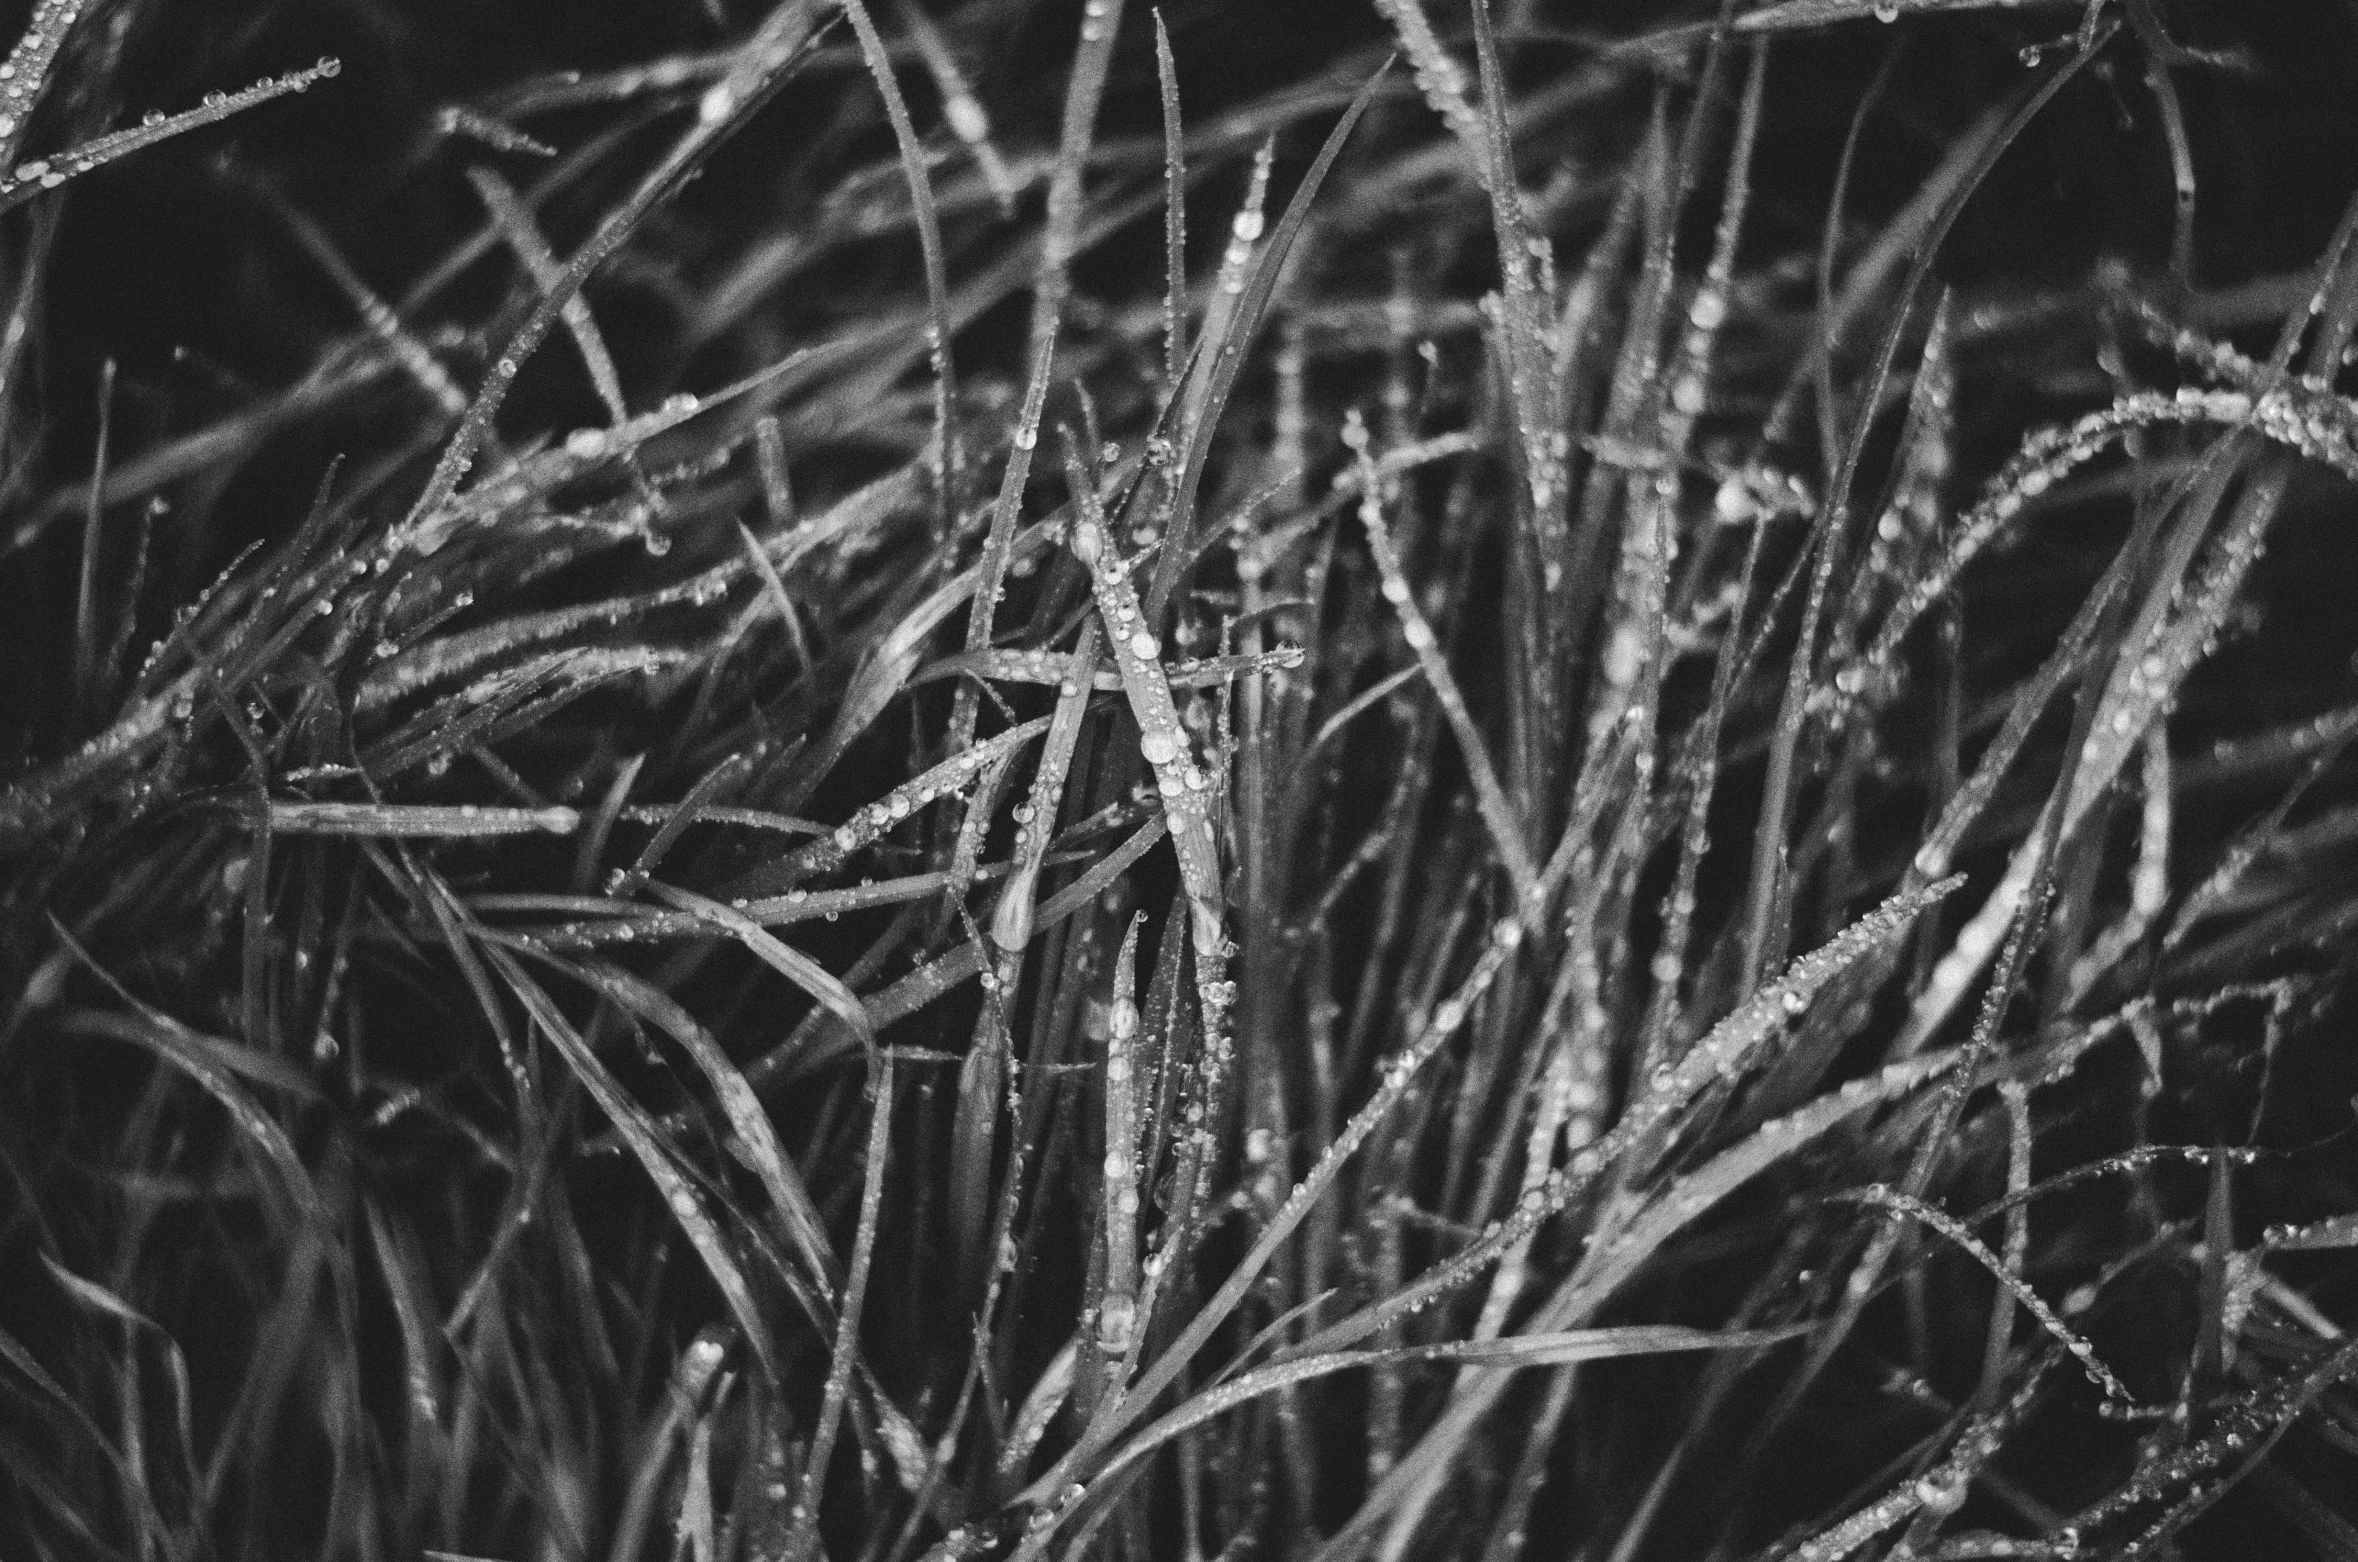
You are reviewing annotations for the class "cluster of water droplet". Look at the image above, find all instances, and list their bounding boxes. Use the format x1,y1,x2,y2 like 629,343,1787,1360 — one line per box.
800,718,1049,877
1374,0,1483,158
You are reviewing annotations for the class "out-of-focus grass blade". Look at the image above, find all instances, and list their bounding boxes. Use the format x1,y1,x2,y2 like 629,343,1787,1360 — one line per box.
1735,0,2075,30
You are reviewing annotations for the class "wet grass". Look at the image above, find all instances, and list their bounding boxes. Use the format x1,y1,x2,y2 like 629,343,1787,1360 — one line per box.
3,2,2358,1559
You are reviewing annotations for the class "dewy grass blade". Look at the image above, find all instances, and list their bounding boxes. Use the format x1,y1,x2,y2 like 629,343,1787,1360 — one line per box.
1145,63,1387,622
16,8,2358,1562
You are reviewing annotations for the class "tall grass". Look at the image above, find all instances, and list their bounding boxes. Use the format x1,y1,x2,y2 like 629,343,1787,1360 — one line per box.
4,1,2358,1559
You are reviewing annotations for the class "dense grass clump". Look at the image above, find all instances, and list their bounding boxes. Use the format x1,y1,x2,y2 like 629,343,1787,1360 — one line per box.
6,1,2358,1558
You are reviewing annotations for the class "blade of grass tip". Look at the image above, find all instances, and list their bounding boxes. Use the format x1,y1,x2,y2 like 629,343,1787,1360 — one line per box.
1038,0,1127,351
609,1332,731,1562
1145,64,1387,624
780,537,1038,818
646,884,875,1055
1373,0,1486,170
573,753,646,893
1843,1185,2146,1413
202,671,277,1049
607,743,769,899
360,1195,449,1446
990,618,1103,961
0,198,55,442
1110,891,1192,1306
1468,0,1570,585
396,2,826,542
782,1051,893,1562
97,497,154,707
1737,35,2109,990
483,943,783,1385
1345,410,1541,910
35,1254,194,1549
466,165,630,424
736,517,813,671
788,715,1054,884
898,0,1016,216
836,0,959,520
755,414,797,529
926,742,1016,945
561,958,845,1305
252,175,467,418
72,358,113,714
1171,130,1274,480
685,1385,725,1562
999,1338,1081,1486
944,326,1057,776
1154,11,1187,401
1833,288,1955,666
1806,20,1899,487
388,849,539,1114
434,102,555,158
